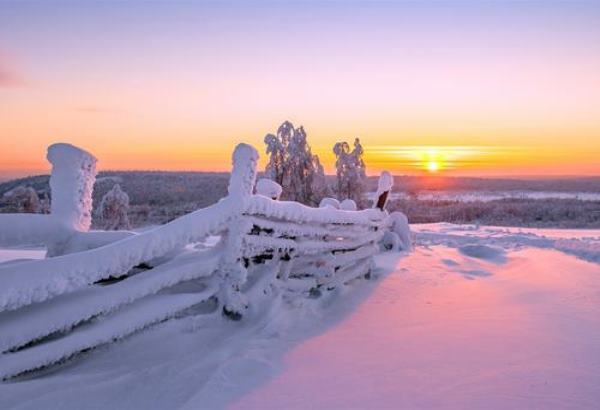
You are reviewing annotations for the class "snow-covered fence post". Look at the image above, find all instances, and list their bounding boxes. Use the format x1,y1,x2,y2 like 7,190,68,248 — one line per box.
374,171,393,211
0,143,98,250
43,143,98,256
219,143,258,320
47,143,98,232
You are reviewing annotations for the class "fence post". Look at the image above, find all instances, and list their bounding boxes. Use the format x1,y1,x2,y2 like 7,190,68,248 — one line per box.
374,171,393,211
44,144,98,257
47,143,98,232
219,143,258,320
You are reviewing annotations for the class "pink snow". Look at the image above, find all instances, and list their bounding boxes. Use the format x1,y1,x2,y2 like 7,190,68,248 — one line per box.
233,246,600,409
1,226,599,409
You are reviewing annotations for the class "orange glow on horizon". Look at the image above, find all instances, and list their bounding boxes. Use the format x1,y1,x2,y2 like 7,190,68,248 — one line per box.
1,2,600,179
2,140,600,179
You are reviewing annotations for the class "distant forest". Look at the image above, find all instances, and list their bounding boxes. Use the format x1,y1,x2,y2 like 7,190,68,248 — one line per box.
1,171,599,229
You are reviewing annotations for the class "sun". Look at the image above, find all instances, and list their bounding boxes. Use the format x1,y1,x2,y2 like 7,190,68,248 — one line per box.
426,160,439,173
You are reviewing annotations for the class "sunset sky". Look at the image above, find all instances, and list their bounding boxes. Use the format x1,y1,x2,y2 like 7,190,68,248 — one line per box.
1,0,599,178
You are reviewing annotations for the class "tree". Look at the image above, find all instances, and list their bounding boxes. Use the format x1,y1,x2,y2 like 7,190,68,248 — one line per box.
98,184,131,230
263,121,329,206
334,138,366,207
2,185,41,213
264,121,293,185
310,155,331,202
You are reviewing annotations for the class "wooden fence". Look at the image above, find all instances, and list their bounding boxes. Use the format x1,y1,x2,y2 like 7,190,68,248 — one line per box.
0,143,391,379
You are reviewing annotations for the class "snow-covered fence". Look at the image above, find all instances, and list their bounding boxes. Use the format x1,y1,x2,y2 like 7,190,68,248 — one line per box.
0,143,129,256
0,142,392,379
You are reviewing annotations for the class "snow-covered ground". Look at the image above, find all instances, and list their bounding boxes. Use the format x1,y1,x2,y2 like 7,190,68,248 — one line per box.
1,224,599,409
373,190,600,202
0,248,45,265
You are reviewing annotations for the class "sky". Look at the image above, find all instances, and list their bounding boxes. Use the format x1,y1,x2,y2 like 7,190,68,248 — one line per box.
1,0,599,178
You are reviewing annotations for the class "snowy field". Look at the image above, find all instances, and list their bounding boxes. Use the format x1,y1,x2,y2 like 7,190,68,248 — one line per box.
377,190,600,202
1,223,599,409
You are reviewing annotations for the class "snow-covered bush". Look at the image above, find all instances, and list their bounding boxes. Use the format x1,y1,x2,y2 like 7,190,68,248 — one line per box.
264,121,329,206
340,199,357,211
98,184,131,230
319,197,340,209
2,185,40,213
334,138,366,208
256,178,282,200
388,211,412,251
381,231,400,251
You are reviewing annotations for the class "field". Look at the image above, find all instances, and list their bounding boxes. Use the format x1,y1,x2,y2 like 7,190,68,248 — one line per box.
1,223,598,409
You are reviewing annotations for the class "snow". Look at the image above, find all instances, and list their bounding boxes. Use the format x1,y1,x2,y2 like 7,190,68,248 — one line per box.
255,178,282,200
458,244,507,263
388,211,412,251
234,245,600,409
0,246,221,354
1,141,598,407
0,283,218,380
0,199,234,312
228,143,258,200
247,195,385,226
373,190,600,203
339,198,357,211
0,214,62,248
413,223,600,264
0,247,45,265
1,224,599,408
375,170,393,199
319,197,340,209
47,143,97,232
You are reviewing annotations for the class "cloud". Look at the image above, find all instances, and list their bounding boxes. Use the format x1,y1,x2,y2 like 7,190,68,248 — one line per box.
0,52,26,87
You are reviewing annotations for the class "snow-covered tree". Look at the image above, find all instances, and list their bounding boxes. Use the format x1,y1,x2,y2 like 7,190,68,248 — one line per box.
263,121,329,206
310,155,331,203
334,138,366,208
98,184,131,230
2,185,41,213
264,121,293,185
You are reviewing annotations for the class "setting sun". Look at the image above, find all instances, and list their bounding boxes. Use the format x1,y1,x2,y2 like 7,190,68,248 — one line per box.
426,160,439,173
